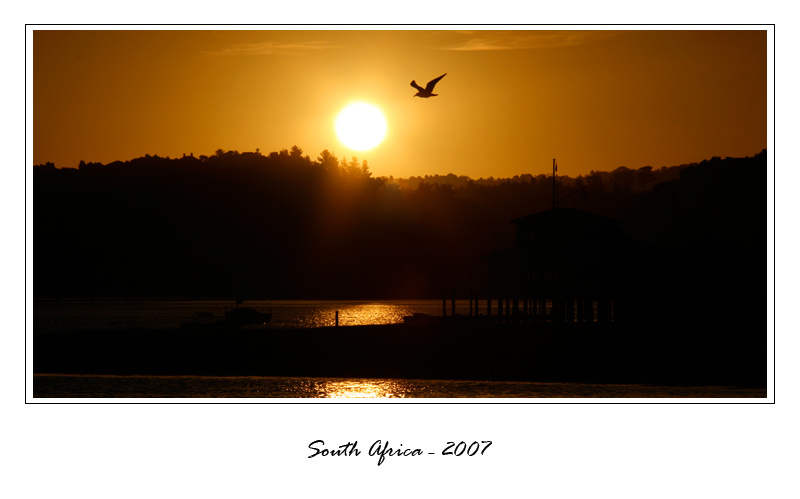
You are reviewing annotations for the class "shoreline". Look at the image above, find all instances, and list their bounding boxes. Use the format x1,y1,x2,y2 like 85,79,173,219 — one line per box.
33,322,765,388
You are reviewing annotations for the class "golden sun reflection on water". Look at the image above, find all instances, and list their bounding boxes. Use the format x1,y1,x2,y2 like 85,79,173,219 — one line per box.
315,379,409,398
296,303,417,328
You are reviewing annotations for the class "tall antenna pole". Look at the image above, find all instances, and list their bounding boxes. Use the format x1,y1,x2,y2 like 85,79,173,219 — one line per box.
552,158,557,210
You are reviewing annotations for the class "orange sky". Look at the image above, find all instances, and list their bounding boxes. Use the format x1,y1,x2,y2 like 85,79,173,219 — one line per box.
33,29,767,179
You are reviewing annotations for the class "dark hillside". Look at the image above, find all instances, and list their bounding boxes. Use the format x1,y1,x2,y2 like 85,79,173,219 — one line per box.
34,149,767,301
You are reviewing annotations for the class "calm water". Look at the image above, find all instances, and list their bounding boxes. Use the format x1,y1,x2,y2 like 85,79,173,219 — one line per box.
34,299,469,334
33,300,766,399
32,374,767,398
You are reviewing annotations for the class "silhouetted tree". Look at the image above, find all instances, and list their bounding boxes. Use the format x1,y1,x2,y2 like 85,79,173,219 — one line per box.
611,166,636,192
343,156,363,177
586,171,604,191
637,166,657,190
317,149,339,174
339,155,350,172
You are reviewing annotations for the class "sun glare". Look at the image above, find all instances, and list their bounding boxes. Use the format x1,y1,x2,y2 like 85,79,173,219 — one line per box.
335,103,387,151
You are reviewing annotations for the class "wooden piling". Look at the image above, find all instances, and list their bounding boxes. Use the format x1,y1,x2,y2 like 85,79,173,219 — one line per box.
566,297,574,322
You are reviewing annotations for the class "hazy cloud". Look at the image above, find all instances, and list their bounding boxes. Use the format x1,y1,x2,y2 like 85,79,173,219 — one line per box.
442,31,619,51
208,41,339,56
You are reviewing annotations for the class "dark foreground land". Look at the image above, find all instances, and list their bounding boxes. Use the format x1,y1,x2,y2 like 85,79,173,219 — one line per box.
34,321,765,387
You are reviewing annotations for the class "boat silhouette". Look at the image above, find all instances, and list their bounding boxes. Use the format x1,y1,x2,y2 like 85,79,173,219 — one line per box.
225,305,272,325
225,298,272,325
180,299,271,329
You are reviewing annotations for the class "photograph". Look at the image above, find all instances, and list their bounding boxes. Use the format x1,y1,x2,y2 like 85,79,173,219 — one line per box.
30,28,768,399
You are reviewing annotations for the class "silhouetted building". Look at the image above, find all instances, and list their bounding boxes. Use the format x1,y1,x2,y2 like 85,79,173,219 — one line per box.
482,207,641,322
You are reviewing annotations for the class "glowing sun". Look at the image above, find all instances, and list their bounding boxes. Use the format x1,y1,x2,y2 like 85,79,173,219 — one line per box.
335,103,387,151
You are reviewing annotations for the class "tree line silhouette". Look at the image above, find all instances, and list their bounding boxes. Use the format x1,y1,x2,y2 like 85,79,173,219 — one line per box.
34,147,765,301
386,163,679,192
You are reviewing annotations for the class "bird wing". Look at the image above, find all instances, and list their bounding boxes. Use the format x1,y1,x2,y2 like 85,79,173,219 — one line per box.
410,80,424,92
425,73,447,92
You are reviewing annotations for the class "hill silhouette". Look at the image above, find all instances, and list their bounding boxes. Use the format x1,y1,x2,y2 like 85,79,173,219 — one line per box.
34,148,765,302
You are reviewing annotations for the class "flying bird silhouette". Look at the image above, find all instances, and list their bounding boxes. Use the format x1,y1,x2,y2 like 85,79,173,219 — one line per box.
410,73,447,98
